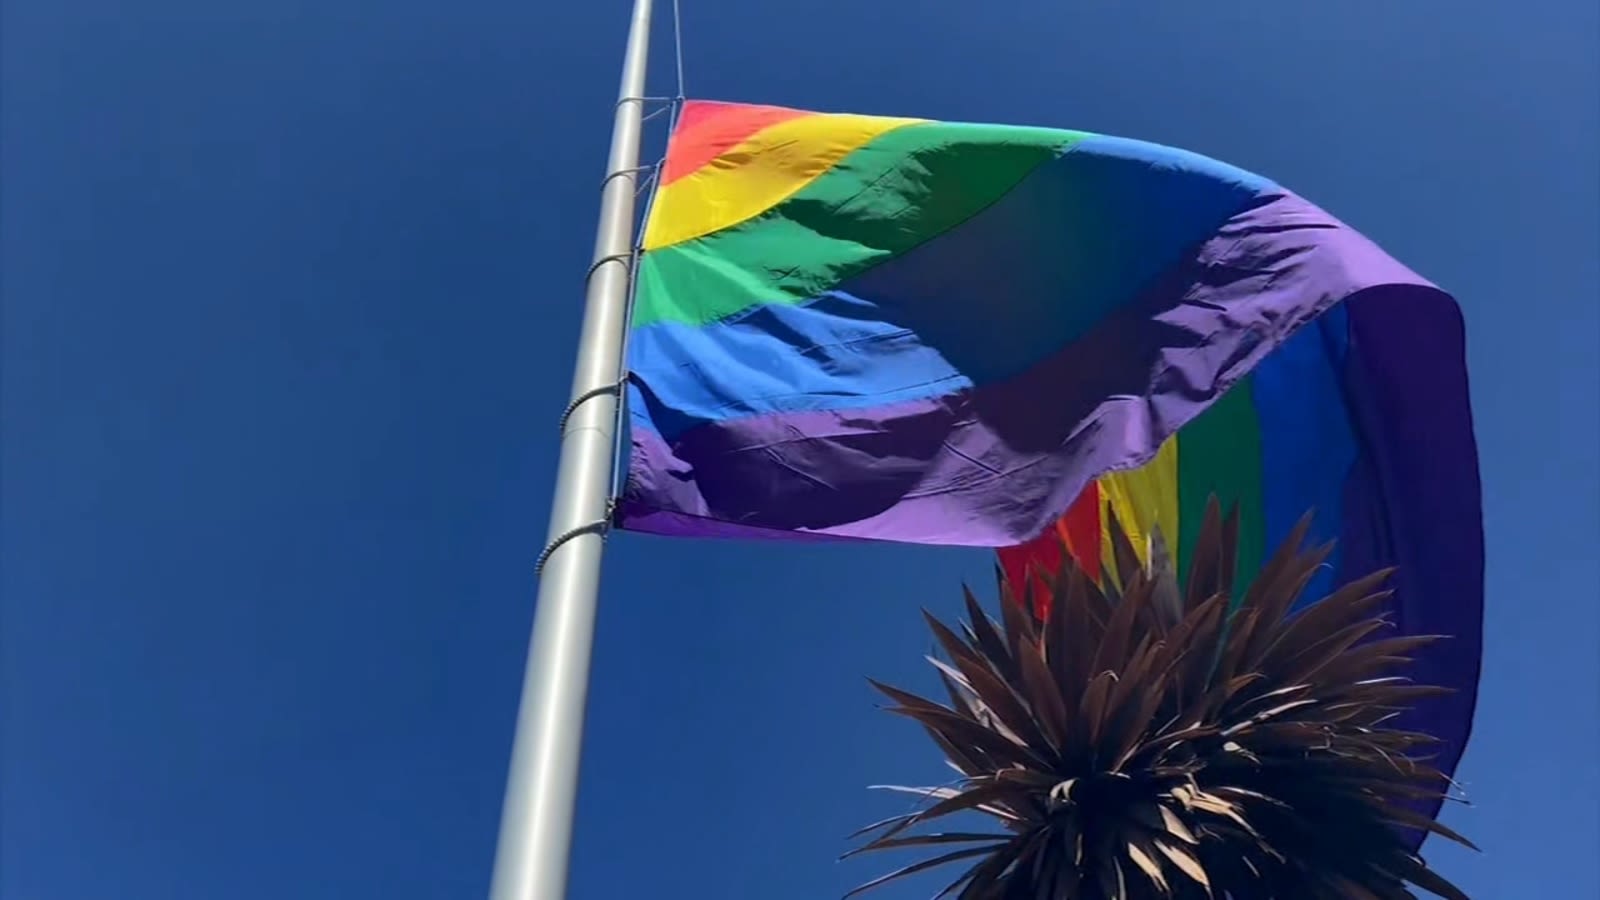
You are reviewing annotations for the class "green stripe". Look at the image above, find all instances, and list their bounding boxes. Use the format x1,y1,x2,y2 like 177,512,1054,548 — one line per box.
633,121,1087,329
1177,376,1265,605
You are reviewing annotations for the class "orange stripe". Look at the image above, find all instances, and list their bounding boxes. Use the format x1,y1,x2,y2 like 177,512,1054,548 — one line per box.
1061,482,1102,581
643,108,923,250
661,100,811,185
995,482,1102,621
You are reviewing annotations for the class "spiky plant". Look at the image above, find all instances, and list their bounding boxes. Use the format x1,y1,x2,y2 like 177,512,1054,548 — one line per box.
845,498,1474,899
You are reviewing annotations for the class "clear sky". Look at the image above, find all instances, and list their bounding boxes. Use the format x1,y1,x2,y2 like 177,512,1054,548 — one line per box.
3,0,1596,897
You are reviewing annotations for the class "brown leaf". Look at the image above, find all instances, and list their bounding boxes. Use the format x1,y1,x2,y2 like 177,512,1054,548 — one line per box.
924,648,1047,753
882,704,1043,770
1239,540,1335,662
995,569,1041,660
951,831,1034,899
1154,836,1212,895
1124,831,1172,895
1015,636,1071,752
964,583,1019,682
1090,572,1147,686
1147,524,1183,628
842,844,1008,898
1158,805,1198,845
1103,636,1173,769
1240,509,1314,609
1183,495,1229,610
1380,805,1480,851
1077,670,1120,765
841,831,1009,860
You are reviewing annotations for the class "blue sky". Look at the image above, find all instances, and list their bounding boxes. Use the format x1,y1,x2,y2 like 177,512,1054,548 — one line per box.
3,0,1596,897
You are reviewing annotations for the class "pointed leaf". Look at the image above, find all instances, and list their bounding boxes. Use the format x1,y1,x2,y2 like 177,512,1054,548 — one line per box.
1154,837,1212,895
843,844,1007,898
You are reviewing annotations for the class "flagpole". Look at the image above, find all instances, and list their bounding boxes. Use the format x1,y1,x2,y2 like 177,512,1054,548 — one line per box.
489,0,653,896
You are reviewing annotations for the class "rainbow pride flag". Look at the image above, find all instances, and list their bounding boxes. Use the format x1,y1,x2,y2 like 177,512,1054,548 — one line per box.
615,99,1481,783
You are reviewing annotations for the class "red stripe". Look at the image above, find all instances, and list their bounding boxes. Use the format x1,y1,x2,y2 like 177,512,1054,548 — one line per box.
661,100,811,186
995,483,1101,621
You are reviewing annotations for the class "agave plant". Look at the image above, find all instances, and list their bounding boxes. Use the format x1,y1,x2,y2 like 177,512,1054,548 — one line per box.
845,497,1474,899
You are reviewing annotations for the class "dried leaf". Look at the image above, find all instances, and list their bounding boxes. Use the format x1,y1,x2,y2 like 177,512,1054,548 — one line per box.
842,844,1007,898
1125,832,1171,895
1154,836,1212,895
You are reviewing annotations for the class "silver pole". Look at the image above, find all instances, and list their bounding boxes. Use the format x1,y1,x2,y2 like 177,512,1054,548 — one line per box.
488,0,653,896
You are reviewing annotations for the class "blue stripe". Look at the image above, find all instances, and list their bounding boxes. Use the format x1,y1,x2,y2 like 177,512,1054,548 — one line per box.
628,290,969,440
629,138,1274,442
1253,302,1354,610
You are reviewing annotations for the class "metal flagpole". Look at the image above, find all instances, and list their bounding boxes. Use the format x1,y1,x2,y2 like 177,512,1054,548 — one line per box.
489,0,654,896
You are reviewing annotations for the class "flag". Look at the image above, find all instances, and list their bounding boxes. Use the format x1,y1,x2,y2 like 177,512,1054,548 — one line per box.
615,98,1482,798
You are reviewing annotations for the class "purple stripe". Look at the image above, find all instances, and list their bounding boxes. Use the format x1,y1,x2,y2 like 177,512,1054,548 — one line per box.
1336,286,1483,837
617,191,1450,547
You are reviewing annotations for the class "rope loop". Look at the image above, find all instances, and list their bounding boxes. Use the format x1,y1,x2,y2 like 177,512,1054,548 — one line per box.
534,505,615,576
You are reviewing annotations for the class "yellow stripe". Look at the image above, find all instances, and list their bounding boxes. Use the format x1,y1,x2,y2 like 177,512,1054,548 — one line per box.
642,112,924,250
1098,436,1180,578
